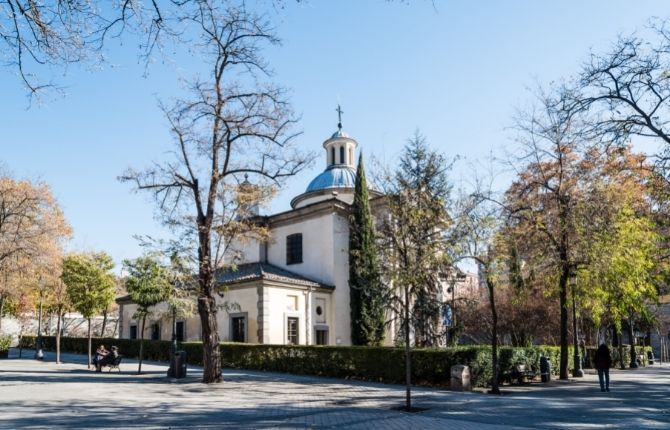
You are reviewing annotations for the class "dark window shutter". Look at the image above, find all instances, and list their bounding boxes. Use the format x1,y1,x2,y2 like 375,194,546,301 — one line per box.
286,233,303,265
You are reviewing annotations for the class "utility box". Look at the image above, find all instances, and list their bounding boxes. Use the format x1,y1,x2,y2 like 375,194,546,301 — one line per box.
450,364,471,391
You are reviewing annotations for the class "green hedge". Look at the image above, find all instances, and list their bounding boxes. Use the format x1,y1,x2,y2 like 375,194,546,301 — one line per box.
19,336,648,388
584,345,652,368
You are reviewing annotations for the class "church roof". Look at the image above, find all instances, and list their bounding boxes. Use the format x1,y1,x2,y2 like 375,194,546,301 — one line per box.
305,165,356,192
215,262,335,289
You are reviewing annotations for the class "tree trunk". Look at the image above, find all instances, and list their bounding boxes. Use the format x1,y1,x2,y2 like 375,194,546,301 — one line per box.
138,315,146,374
100,308,108,337
404,285,412,411
87,318,92,369
56,306,63,364
627,319,637,368
199,293,222,383
18,330,23,358
559,265,569,380
198,228,222,384
487,275,500,394
618,330,625,370
112,317,119,338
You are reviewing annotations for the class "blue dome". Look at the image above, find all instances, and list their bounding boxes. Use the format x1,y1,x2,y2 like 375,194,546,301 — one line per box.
305,166,356,192
331,129,350,139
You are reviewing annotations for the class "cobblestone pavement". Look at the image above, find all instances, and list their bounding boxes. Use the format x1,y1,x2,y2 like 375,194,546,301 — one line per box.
1,348,669,429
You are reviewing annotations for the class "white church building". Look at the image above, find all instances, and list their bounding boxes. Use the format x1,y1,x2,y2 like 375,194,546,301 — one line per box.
118,119,387,346
117,118,477,346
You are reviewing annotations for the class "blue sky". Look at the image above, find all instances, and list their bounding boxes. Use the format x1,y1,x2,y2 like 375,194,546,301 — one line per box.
2,0,670,269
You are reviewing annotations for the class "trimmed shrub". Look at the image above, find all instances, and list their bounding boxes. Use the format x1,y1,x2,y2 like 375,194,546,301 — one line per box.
0,335,11,351
20,336,649,388
0,335,11,357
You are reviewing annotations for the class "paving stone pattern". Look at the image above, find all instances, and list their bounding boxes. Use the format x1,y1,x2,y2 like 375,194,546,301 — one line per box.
1,348,669,429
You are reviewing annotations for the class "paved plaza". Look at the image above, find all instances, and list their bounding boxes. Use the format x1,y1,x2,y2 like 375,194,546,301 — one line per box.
1,348,670,429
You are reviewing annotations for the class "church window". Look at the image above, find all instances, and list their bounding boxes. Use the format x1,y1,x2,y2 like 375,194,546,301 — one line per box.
287,317,299,344
286,233,303,265
150,322,160,340
231,315,246,342
330,147,335,165
340,146,345,164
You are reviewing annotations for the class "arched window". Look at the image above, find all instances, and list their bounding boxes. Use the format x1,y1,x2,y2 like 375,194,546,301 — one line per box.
340,146,345,164
330,147,335,165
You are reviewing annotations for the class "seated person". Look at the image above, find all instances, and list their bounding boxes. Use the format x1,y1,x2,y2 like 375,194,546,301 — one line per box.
93,344,108,366
96,346,119,372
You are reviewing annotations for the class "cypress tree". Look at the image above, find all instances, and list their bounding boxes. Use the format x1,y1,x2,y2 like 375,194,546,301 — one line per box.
349,153,385,345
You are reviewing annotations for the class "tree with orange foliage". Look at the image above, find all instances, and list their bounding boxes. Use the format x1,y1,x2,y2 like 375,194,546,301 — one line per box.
0,173,71,331
505,83,657,379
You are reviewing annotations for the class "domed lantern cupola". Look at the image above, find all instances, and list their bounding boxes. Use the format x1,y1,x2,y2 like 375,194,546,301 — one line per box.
290,105,359,209
324,105,358,169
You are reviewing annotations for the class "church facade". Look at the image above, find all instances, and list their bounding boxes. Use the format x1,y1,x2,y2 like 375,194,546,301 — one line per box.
117,122,386,346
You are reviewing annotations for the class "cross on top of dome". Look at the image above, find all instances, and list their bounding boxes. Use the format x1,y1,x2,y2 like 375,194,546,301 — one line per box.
336,104,343,131
331,104,349,139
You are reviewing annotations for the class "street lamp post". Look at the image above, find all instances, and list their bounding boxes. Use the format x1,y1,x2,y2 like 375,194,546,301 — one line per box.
629,321,639,369
446,280,456,346
34,291,44,360
444,303,450,347
444,272,466,347
571,270,584,377
167,306,178,377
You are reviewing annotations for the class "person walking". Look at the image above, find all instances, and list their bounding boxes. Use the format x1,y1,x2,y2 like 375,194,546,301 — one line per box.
594,343,612,392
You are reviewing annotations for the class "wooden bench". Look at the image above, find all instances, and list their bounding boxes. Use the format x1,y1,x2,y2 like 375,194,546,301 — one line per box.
510,364,536,384
100,355,122,372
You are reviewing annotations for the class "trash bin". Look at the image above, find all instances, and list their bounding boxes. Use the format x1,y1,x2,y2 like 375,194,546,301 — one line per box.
540,356,551,382
450,364,471,391
169,350,187,378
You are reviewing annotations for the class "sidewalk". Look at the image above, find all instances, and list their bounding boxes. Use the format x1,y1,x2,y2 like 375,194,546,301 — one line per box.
2,348,669,429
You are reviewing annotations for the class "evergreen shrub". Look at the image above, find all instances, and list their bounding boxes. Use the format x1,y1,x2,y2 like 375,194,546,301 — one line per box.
0,335,11,357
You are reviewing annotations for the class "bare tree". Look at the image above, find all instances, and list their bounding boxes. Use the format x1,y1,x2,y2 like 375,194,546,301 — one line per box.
0,1,307,98
578,20,670,174
454,173,507,394
120,1,312,383
0,0,171,96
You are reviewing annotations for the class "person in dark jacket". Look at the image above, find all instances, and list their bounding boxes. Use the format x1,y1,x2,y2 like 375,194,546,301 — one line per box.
96,345,119,372
594,344,612,392
93,344,108,367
